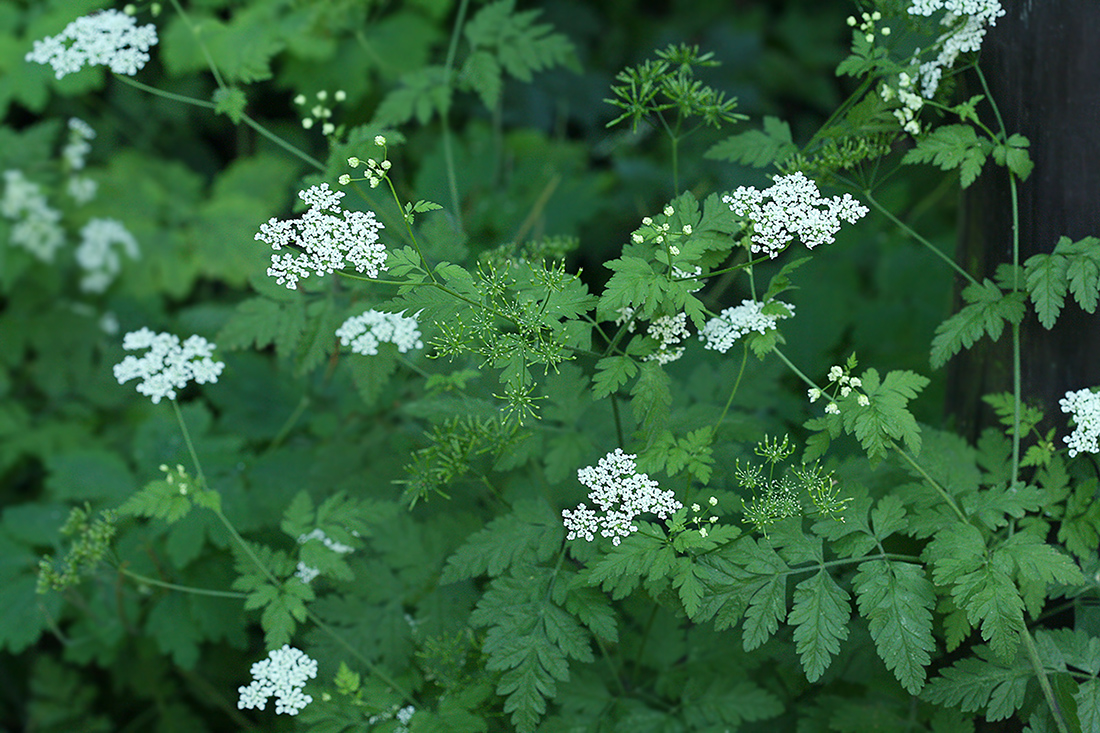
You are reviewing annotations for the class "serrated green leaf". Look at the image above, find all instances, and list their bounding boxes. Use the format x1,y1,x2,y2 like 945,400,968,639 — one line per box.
924,649,1030,721
441,499,561,583
705,116,797,168
1076,679,1100,733
742,573,786,652
464,0,578,85
931,279,1026,369
853,560,935,693
902,124,993,188
789,569,850,682
843,368,929,463
1023,252,1068,329
592,355,637,399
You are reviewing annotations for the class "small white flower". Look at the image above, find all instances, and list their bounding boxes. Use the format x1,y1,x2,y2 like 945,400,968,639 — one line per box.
808,387,822,403
828,365,844,382
631,233,644,244
668,245,680,256
26,9,158,79
825,402,840,415
682,224,693,235
663,205,674,216
237,645,317,716
374,135,386,146
113,329,225,404
643,312,689,365
336,310,423,355
857,394,870,407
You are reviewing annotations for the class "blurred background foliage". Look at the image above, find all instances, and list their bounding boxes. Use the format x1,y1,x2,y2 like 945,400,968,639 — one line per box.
0,0,960,729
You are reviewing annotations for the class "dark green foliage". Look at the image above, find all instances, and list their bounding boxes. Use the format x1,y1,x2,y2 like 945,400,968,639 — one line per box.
9,0,1100,730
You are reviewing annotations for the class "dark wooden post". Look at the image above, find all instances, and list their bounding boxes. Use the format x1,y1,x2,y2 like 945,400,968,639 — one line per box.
947,0,1100,441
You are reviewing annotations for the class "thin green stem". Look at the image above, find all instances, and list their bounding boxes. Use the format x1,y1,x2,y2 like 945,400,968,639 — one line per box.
170,402,414,703
771,347,816,389
1021,626,1071,733
712,342,750,432
266,395,311,454
890,441,969,523
241,114,324,170
113,75,216,109
113,78,324,171
862,189,980,287
119,567,248,599
1009,172,1022,487
166,0,226,89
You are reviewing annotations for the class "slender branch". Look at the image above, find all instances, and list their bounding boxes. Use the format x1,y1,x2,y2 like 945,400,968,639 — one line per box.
1021,626,1071,733
861,189,980,287
118,567,248,598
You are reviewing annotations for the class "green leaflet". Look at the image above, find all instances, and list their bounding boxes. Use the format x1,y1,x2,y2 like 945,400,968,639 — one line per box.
931,279,1027,369
924,647,1031,721
902,124,993,188
789,569,851,682
853,559,935,693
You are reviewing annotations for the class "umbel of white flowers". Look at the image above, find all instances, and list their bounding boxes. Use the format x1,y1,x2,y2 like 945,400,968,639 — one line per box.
256,184,387,289
562,449,683,545
1060,388,1100,458
237,645,318,716
336,310,423,355
25,9,158,79
113,329,224,404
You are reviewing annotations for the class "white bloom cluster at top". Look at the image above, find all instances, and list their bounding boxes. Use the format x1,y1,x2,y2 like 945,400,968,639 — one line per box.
25,9,158,80
699,299,794,354
562,449,683,546
113,329,225,404
335,310,423,355
257,184,387,289
724,172,869,259
1,170,65,262
76,218,140,293
908,0,1005,97
1060,388,1100,458
237,645,318,716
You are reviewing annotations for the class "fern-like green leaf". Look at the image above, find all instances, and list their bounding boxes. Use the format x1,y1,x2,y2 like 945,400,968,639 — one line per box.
842,368,929,463
853,560,935,693
1056,235,1100,314
924,647,1031,721
704,116,798,168
464,0,578,84
441,499,561,583
902,124,993,188
789,569,851,682
930,279,1026,369
1023,252,1068,328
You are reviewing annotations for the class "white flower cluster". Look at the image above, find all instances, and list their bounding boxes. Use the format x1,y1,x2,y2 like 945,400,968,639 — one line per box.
64,118,99,203
257,184,387,289
725,172,869,259
76,218,140,293
1,170,65,262
294,528,355,585
25,9,158,80
880,72,924,136
294,89,346,136
908,0,1005,97
809,364,870,415
562,449,683,546
237,645,317,716
699,299,794,354
113,329,225,404
1060,388,1100,458
368,704,416,731
335,310,423,355
616,308,690,364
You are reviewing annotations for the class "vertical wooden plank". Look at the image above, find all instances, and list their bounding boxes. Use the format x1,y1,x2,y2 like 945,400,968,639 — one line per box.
948,0,1100,440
